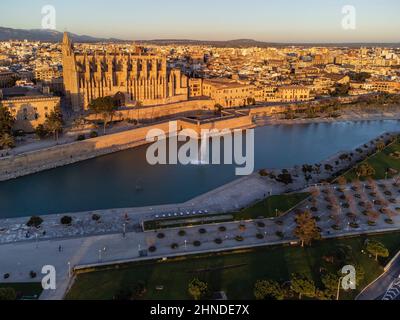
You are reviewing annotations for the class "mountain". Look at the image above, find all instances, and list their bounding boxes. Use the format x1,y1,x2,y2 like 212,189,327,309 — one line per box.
0,27,122,43
0,26,398,48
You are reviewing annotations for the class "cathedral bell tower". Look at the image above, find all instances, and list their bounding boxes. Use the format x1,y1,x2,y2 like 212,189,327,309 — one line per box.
62,32,82,112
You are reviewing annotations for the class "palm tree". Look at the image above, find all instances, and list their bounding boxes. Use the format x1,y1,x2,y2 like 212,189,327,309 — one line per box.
44,108,63,141
0,133,15,150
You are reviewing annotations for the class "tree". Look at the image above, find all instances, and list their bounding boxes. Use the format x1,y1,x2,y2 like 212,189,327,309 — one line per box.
27,216,44,228
294,211,321,247
290,274,316,300
188,278,208,300
60,216,73,225
0,287,16,300
0,133,15,150
337,176,347,187
321,273,339,296
254,280,285,300
89,96,118,134
0,103,15,135
355,163,375,178
376,140,386,152
35,124,48,139
214,104,223,115
44,105,63,141
366,240,389,261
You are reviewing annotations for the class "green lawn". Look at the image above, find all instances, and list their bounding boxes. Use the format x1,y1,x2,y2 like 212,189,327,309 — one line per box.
344,140,400,181
0,283,43,300
66,231,400,300
234,193,310,220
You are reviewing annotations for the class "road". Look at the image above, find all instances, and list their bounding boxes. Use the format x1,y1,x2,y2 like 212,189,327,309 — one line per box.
357,252,400,300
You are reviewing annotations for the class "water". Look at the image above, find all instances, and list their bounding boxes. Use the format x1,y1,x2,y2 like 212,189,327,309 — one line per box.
0,120,398,218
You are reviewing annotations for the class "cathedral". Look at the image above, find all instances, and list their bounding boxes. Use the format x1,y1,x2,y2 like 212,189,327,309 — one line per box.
61,33,189,112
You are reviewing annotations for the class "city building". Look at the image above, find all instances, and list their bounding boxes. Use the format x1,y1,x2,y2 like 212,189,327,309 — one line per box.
0,86,60,132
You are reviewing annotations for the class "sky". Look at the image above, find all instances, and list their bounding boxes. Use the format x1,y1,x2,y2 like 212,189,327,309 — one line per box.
1,0,400,43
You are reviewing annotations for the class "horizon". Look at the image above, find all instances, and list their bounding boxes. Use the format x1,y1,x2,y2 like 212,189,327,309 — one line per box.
1,0,399,43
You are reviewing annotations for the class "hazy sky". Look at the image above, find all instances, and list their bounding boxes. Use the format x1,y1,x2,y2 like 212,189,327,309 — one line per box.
1,0,399,42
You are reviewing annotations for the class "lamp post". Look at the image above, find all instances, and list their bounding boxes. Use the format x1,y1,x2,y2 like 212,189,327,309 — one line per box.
67,261,71,278
337,276,355,300
98,249,102,262
336,276,344,301
123,223,126,238
184,240,187,250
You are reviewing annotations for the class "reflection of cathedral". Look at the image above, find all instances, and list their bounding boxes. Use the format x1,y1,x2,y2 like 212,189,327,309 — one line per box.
61,33,189,112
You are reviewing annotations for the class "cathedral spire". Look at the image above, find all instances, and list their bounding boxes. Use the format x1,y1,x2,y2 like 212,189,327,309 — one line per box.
62,32,71,46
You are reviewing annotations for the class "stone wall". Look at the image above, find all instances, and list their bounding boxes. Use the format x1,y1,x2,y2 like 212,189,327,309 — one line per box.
0,121,175,181
0,114,253,181
86,98,215,122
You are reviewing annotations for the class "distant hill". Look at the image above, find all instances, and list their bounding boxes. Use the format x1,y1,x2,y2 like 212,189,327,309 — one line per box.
0,27,122,43
142,38,400,48
0,26,398,48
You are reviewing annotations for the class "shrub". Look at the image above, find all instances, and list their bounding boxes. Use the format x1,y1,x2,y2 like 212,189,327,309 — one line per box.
89,131,99,138
157,233,165,239
313,216,321,222
92,214,101,222
257,222,266,228
148,246,157,253
276,231,284,239
367,221,377,226
332,225,341,231
27,216,43,228
30,271,37,279
350,222,360,229
178,230,186,237
3,273,10,280
76,134,86,141
60,216,72,225
256,233,265,240
385,219,394,225
0,287,16,301
193,241,201,247
239,224,246,231
218,226,227,232
198,228,207,234
235,236,244,242
171,243,179,250
214,238,223,245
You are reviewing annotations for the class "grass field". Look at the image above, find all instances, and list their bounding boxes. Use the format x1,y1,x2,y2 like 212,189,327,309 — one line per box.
344,140,400,182
0,283,43,300
234,193,310,220
66,231,400,300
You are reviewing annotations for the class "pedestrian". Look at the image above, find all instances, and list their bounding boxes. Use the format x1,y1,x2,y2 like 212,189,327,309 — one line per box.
58,245,62,252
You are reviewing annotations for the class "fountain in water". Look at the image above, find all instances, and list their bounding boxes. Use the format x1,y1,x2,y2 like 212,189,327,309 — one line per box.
191,131,209,165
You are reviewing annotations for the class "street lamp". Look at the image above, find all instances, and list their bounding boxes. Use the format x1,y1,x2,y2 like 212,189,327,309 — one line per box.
98,249,102,262
336,276,344,300
123,223,126,238
67,261,71,278
337,276,355,300
184,240,187,250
